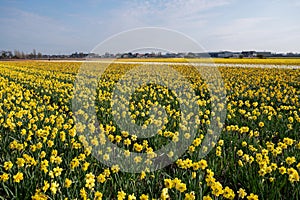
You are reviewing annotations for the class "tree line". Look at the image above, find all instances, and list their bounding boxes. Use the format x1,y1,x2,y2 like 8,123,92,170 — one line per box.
0,49,43,59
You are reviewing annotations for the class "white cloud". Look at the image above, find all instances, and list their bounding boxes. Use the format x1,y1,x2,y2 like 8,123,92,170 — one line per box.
204,16,300,52
1,0,299,53
106,0,231,30
212,17,275,39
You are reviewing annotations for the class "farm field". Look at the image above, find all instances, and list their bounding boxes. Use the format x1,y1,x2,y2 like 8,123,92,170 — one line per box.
115,58,300,66
0,60,300,200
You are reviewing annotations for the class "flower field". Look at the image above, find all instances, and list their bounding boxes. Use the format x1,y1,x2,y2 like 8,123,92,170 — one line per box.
117,58,300,66
0,60,300,200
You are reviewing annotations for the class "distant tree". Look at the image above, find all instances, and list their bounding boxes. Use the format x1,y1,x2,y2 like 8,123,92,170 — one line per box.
14,50,21,58
257,55,264,59
37,52,42,58
7,51,13,58
1,51,7,59
0,51,12,59
33,49,37,58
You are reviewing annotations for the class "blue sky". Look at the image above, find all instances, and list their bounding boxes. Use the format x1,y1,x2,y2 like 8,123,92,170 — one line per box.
0,0,299,54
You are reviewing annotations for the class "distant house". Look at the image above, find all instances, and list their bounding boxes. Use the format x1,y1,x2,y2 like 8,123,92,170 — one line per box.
255,52,272,58
87,53,99,58
177,53,185,58
186,52,196,58
70,52,88,58
195,53,210,58
242,51,256,58
232,52,243,58
241,51,272,58
164,53,177,58
217,51,233,58
208,52,219,58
